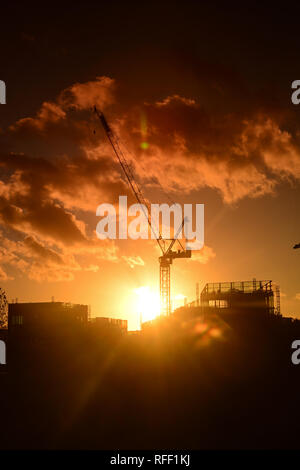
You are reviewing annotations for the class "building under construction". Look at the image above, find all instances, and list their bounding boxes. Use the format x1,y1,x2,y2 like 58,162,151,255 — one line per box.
8,301,128,346
7,301,128,367
9,302,89,334
89,316,128,336
198,279,278,316
142,279,280,331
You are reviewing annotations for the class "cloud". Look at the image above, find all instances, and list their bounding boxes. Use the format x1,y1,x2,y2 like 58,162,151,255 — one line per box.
23,236,65,265
58,76,116,111
0,229,118,283
187,245,216,264
0,197,87,246
12,102,66,131
9,76,115,135
117,95,300,203
122,255,145,268
0,266,13,281
84,264,100,273
0,233,79,282
1,75,299,283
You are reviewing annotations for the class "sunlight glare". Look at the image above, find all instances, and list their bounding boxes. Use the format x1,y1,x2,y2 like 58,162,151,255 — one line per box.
134,286,160,326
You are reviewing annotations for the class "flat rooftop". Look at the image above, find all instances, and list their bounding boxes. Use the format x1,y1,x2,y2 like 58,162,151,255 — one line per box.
201,280,273,295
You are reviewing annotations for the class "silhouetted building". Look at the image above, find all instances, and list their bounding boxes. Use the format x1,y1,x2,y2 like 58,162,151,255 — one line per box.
0,328,8,341
89,316,127,335
8,302,88,337
0,328,7,369
200,279,275,316
142,280,277,335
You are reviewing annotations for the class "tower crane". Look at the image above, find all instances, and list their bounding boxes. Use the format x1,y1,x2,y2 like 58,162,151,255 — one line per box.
94,107,191,316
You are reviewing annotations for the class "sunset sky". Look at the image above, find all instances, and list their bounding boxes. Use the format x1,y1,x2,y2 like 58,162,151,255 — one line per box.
1,3,300,329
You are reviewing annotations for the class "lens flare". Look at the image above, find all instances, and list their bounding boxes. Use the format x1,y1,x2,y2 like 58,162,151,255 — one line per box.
140,111,149,150
134,286,160,326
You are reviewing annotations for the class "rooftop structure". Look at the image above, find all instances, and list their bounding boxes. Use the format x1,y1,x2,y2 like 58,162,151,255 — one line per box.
200,279,275,315
90,316,127,334
8,302,88,335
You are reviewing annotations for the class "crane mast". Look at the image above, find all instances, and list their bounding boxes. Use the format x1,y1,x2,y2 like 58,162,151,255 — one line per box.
94,107,191,316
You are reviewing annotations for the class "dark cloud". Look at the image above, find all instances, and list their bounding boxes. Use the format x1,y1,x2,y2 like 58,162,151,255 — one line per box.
23,236,65,265
117,93,300,202
0,75,300,282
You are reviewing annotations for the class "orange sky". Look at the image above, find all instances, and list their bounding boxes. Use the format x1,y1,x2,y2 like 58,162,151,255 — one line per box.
1,4,300,330
0,77,300,329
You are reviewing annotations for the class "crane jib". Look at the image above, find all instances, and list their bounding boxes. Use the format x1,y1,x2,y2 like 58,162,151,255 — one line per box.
94,107,165,253
94,107,192,316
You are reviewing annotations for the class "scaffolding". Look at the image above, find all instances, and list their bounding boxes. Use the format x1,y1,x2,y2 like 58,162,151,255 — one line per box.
196,282,200,307
160,259,171,316
201,280,273,295
275,284,281,315
199,279,275,315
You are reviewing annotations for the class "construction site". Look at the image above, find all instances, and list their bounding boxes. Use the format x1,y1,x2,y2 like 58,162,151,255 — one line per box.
92,109,292,331
1,109,297,341
1,272,300,450
0,93,299,452
0,109,299,359
0,216,300,450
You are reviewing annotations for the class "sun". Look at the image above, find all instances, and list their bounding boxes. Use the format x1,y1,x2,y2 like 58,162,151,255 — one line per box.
134,286,161,326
